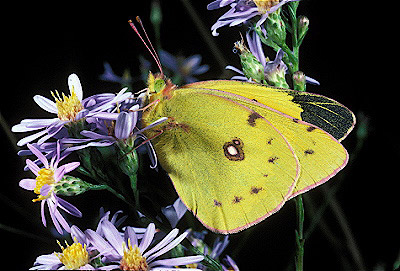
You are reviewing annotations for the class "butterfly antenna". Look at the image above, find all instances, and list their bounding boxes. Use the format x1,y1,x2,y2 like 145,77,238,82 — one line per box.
136,17,162,70
128,18,163,76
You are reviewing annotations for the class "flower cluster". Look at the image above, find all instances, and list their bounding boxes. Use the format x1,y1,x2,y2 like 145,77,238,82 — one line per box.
31,211,204,270
13,74,167,234
208,0,318,91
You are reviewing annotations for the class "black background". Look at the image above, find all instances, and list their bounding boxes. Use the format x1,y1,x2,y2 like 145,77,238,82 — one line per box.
2,1,398,270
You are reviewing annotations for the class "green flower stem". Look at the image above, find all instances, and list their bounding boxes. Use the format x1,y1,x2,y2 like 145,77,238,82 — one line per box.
295,195,305,271
287,3,305,269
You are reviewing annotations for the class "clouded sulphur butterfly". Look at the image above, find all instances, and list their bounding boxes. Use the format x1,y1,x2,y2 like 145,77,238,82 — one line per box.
129,17,355,234
140,72,355,234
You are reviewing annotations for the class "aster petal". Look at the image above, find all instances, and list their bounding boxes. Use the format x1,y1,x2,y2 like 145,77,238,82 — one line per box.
61,161,80,173
89,112,119,120
66,141,114,152
143,228,179,258
71,225,87,245
159,50,178,72
41,200,47,227
12,118,58,132
85,229,115,256
149,255,204,268
40,184,52,197
54,166,65,182
225,65,244,74
124,226,138,248
183,55,202,70
47,199,67,234
19,178,37,190
33,95,58,114
115,112,131,139
56,196,82,217
305,75,320,85
207,0,235,10
53,205,71,233
33,253,61,265
26,159,40,175
139,223,156,253
37,122,65,145
192,64,210,75
51,141,61,169
146,232,188,263
161,198,187,228
102,220,124,256
68,74,83,101
17,129,47,146
27,143,49,168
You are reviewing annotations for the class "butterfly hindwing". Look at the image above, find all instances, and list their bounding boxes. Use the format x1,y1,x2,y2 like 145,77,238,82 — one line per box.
143,88,300,233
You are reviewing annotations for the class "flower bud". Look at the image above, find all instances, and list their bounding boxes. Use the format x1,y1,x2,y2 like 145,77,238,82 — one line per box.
264,49,289,88
234,40,265,83
54,175,94,196
265,9,286,45
293,71,306,91
297,16,309,40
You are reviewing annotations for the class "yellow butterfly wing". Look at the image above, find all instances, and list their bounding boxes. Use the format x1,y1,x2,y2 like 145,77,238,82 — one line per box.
183,80,356,142
181,81,352,198
142,88,300,233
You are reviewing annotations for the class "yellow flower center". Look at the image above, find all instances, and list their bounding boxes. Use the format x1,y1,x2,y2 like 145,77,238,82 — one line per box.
51,88,83,121
33,168,55,202
120,240,148,271
56,238,90,270
253,0,280,13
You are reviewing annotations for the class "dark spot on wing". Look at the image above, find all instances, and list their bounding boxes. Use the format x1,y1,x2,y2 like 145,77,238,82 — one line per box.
232,196,243,204
307,126,316,132
213,199,222,207
247,111,262,127
250,186,263,194
268,156,279,163
304,149,314,155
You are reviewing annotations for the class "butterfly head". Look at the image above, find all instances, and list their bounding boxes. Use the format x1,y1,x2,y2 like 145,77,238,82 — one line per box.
147,72,176,100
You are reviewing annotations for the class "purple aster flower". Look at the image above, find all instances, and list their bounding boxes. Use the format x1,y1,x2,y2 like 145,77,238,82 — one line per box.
19,142,82,234
12,73,132,147
85,221,204,270
30,226,96,270
159,50,209,84
227,31,319,86
207,0,299,36
99,62,134,87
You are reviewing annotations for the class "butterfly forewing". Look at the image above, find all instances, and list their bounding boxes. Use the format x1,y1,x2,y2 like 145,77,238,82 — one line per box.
183,80,356,142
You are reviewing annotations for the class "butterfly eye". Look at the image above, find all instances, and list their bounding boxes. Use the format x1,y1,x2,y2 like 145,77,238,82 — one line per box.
153,78,166,93
232,47,238,54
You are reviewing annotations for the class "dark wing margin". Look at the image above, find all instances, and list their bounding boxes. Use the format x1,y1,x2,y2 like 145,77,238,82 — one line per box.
286,91,356,141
